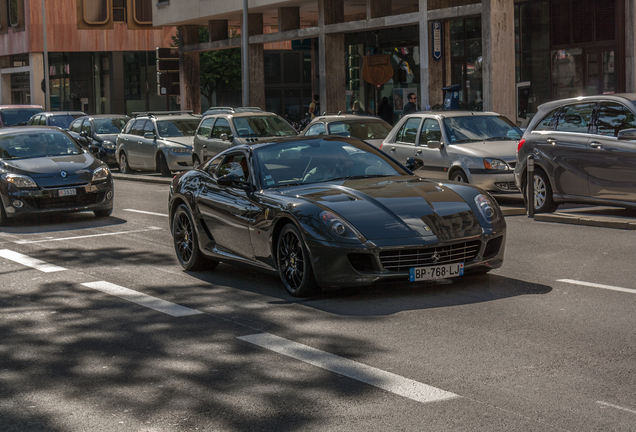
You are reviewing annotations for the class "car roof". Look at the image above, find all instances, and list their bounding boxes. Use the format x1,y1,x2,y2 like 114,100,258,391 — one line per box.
81,114,130,119
0,105,43,110
40,111,86,116
312,113,387,122
131,111,201,120
536,93,636,112
403,110,503,118
202,111,281,120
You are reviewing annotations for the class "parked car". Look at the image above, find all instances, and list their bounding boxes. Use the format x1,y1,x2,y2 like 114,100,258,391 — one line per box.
515,94,636,213
169,136,506,297
300,113,392,147
0,105,43,128
192,110,297,167
381,111,523,194
27,111,86,130
68,114,130,167
116,111,200,176
0,126,113,224
202,106,263,117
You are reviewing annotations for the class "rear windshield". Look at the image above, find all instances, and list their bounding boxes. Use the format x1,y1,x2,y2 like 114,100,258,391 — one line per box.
327,120,392,140
0,131,83,159
48,114,84,130
1,108,43,126
93,118,129,134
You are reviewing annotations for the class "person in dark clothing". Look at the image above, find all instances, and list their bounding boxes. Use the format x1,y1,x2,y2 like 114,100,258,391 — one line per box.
378,97,394,125
403,93,419,116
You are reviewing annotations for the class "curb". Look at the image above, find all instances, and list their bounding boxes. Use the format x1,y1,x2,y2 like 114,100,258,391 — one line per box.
534,213,636,230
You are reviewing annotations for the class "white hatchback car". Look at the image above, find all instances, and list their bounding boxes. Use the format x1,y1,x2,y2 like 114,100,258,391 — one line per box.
381,111,523,194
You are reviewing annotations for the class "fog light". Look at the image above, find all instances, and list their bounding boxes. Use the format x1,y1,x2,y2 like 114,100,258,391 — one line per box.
106,191,113,200
12,200,23,208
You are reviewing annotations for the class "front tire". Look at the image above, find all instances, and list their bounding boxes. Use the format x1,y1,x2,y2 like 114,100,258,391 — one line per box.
277,224,318,297
119,152,133,174
172,204,218,271
532,169,558,213
450,169,468,183
159,153,171,177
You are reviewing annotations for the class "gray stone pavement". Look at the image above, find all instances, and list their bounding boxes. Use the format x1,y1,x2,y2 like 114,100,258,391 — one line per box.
112,173,636,230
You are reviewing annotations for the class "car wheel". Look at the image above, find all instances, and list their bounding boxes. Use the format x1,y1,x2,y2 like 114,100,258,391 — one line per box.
172,204,218,271
532,170,558,213
94,208,113,218
159,153,171,177
277,224,318,297
450,170,468,183
193,155,201,169
119,152,133,174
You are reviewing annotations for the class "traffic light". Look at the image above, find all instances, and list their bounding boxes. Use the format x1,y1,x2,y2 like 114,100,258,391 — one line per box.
156,47,180,96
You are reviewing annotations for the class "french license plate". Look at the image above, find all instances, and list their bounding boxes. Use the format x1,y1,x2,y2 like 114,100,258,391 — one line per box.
409,262,464,281
58,188,77,197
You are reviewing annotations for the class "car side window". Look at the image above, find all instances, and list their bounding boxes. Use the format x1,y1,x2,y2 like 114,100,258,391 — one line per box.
305,123,326,136
555,103,595,133
207,153,225,178
396,118,421,144
143,120,155,136
596,103,636,137
69,119,82,132
197,118,215,138
81,120,91,134
211,118,232,139
122,119,135,134
217,153,249,182
534,108,560,131
131,120,145,136
419,119,442,144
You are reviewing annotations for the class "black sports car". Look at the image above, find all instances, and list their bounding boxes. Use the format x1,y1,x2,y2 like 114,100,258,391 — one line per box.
0,126,114,225
169,136,506,297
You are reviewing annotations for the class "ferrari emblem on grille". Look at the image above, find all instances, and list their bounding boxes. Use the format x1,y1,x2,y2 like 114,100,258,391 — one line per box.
60,170,67,178
431,251,441,264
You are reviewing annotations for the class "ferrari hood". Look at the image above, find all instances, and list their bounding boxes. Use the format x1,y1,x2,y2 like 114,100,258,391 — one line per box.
281,176,483,240
1,153,100,187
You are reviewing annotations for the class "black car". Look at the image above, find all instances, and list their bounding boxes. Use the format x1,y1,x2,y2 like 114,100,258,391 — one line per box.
68,114,131,167
27,111,86,130
0,126,114,224
169,136,506,297
515,94,636,213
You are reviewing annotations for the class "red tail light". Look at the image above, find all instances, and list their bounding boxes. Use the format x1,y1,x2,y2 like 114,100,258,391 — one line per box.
516,138,526,153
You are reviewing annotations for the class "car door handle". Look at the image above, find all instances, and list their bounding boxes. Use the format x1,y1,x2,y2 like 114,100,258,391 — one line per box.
546,138,557,145
390,146,396,152
590,141,603,149
137,141,143,145
416,149,422,154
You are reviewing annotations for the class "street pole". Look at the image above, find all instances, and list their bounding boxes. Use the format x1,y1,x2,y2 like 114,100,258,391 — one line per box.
41,0,50,110
527,155,535,218
241,0,249,107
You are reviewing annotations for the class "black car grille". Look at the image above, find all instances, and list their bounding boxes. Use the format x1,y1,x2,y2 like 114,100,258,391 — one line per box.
379,240,482,273
28,192,105,210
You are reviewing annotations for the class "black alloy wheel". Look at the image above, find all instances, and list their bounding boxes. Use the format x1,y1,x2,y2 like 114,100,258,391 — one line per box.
119,152,132,174
172,204,218,271
277,224,318,297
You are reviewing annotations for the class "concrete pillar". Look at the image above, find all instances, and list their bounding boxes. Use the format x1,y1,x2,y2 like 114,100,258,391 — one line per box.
248,13,265,108
209,20,228,41
29,52,45,107
418,0,429,109
318,0,346,113
179,25,201,113
481,0,515,120
626,0,636,93
111,52,126,115
278,7,300,32
368,0,392,19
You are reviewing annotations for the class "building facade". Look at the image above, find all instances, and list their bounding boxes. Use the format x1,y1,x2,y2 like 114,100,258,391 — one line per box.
0,0,176,115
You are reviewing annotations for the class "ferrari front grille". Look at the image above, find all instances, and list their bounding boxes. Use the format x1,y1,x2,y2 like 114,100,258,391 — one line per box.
379,240,481,272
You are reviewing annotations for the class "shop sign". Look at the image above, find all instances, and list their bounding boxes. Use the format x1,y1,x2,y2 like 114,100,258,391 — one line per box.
432,21,442,61
361,54,393,89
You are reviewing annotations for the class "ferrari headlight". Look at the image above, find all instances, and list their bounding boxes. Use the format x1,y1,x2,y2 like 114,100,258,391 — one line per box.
319,211,360,240
483,158,509,170
474,193,500,224
92,166,110,183
169,147,192,154
3,173,38,188
102,140,116,150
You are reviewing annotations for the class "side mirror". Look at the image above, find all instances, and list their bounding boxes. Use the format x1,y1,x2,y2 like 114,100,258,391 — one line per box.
143,131,156,139
405,157,424,171
217,173,251,190
220,133,229,141
80,131,88,138
617,128,636,141
426,140,443,149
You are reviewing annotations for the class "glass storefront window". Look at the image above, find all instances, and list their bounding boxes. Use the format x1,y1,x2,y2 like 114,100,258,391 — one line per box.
551,48,584,100
449,17,483,110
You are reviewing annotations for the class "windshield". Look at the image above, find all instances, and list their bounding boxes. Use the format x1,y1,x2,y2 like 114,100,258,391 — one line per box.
254,139,406,189
233,116,297,138
93,118,128,134
1,108,43,126
442,115,522,144
48,114,83,130
0,131,83,159
157,119,200,137
328,120,392,140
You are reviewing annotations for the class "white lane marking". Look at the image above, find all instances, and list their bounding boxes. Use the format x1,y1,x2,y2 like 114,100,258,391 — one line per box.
237,333,459,404
597,401,636,415
557,279,636,295
13,227,162,244
81,281,202,317
123,209,169,217
0,249,66,273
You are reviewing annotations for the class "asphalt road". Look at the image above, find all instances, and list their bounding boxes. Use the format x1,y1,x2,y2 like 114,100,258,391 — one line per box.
0,179,635,431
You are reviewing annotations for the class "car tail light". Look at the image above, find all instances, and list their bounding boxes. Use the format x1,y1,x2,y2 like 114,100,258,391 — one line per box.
516,138,526,154
379,143,383,150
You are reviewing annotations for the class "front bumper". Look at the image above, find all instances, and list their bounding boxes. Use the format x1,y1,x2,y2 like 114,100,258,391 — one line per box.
166,151,194,171
306,231,506,289
1,179,114,218
468,171,518,194
98,147,118,166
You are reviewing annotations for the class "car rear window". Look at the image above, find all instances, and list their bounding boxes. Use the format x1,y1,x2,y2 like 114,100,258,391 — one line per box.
555,103,595,133
1,108,44,126
534,108,560,131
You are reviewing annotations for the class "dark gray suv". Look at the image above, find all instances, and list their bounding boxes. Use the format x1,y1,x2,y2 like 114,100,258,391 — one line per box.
515,94,636,213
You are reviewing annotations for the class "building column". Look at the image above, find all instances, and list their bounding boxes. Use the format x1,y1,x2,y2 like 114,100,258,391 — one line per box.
318,0,346,113
418,0,429,109
29,52,45,107
481,0,515,120
278,7,300,31
248,13,265,108
111,52,126,114
179,25,201,113
626,0,636,92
